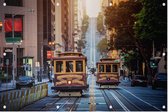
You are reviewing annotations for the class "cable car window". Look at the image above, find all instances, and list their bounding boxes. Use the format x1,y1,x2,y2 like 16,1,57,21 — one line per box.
56,61,63,72
112,64,118,72
106,64,111,73
99,65,104,72
76,61,83,72
66,61,73,72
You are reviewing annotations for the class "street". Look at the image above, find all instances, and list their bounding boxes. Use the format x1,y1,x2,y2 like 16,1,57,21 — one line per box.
21,75,167,111
0,0,167,111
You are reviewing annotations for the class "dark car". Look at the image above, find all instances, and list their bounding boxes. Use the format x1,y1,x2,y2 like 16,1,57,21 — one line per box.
131,75,147,87
16,76,35,89
152,73,167,89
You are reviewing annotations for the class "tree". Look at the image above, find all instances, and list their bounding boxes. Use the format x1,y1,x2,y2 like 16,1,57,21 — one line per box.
78,14,89,50
104,0,156,77
104,0,142,50
104,0,167,81
134,0,167,52
81,14,89,38
133,0,167,80
120,50,141,74
97,12,105,35
77,39,86,49
96,38,108,57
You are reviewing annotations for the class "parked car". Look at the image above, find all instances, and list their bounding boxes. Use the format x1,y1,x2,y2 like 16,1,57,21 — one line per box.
152,73,167,89
131,75,147,87
16,76,35,89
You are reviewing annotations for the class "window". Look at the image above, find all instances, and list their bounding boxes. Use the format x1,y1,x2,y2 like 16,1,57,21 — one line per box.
99,65,104,72
66,61,73,72
112,65,118,72
5,0,23,7
76,61,83,72
106,64,111,73
5,14,23,43
56,61,63,72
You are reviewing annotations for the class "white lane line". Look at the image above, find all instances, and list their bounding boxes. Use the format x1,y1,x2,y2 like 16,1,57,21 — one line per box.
120,87,161,111
110,92,130,111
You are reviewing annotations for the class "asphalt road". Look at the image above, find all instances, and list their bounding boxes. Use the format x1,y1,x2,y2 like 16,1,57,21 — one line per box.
21,74,167,111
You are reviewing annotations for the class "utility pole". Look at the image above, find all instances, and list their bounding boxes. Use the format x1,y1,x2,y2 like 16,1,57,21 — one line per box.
152,40,155,58
12,14,15,87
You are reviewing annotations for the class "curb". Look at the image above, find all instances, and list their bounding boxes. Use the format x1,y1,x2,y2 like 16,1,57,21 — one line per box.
0,81,49,93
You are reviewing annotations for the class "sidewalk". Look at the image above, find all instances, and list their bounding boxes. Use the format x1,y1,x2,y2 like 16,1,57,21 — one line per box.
0,78,49,92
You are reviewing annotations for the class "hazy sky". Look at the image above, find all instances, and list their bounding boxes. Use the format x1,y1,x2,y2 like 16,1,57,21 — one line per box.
86,0,101,17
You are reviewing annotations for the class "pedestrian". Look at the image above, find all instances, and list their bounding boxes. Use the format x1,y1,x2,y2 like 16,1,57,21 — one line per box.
32,73,35,78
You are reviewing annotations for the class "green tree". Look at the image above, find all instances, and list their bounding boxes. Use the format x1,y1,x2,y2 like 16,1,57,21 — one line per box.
104,0,142,50
134,0,167,52
104,0,154,77
104,0,167,80
121,50,140,73
96,38,108,57
77,39,86,49
78,14,89,49
97,12,105,34
133,0,167,79
81,14,89,38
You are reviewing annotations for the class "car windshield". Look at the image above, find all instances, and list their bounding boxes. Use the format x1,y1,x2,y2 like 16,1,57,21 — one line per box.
19,76,31,81
157,73,167,80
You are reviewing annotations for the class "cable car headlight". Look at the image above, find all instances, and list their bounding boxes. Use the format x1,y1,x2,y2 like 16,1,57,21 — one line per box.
68,80,72,85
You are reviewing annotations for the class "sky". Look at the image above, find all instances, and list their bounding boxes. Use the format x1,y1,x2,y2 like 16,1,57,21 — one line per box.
86,0,101,17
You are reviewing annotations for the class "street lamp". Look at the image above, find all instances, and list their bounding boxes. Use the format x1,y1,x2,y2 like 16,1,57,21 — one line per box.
48,41,56,81
3,2,6,6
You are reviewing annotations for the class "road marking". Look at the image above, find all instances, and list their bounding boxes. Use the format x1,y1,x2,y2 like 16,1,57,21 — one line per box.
89,75,96,111
110,92,130,111
120,87,161,111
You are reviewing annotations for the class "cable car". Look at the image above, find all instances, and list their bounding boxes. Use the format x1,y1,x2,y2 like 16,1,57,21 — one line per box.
96,58,120,87
51,52,88,96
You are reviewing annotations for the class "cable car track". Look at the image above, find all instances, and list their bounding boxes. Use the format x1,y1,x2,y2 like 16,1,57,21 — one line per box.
112,89,142,111
101,89,115,111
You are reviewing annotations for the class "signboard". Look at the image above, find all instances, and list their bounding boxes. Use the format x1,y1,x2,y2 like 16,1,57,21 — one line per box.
47,51,54,59
4,17,23,43
5,37,22,43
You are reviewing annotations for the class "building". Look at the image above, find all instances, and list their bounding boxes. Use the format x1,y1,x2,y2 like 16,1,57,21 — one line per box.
0,0,38,79
0,0,87,81
68,0,85,52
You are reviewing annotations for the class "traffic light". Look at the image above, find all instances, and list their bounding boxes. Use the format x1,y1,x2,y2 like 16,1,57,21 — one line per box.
150,59,158,68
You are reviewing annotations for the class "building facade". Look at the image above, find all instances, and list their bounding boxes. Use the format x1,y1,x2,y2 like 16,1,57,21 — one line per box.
0,0,38,78
0,0,87,80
